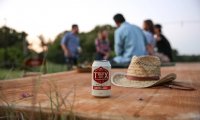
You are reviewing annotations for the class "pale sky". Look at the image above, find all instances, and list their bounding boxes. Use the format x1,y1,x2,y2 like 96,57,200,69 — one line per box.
0,0,200,54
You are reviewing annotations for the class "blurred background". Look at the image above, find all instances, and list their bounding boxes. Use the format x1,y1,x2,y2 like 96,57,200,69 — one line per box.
0,0,200,79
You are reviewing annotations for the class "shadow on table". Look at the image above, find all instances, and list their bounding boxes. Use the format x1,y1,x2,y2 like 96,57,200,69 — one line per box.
155,81,195,91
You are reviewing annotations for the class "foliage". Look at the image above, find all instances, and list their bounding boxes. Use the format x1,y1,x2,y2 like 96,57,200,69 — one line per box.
172,49,200,62
0,68,23,80
47,24,200,64
0,26,27,67
80,25,115,62
0,26,27,47
0,61,68,80
47,25,115,64
47,31,67,64
175,55,200,62
0,25,199,70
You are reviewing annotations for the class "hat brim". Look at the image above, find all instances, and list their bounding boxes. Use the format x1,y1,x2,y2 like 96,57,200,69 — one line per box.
111,72,176,88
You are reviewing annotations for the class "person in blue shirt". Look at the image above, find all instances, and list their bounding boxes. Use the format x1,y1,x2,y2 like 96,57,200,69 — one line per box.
143,19,156,55
112,14,147,65
61,24,81,70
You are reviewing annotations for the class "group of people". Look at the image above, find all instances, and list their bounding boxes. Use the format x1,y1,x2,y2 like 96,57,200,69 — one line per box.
61,13,173,69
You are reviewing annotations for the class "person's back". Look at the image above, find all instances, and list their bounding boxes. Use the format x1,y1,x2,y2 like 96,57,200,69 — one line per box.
156,34,173,61
113,14,146,64
143,19,156,55
143,31,155,46
154,24,173,62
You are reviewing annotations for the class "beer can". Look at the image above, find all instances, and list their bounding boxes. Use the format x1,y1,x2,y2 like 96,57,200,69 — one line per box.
92,60,111,97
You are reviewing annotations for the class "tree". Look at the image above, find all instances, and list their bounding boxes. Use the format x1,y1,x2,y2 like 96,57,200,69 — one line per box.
47,31,67,64
0,26,27,67
47,25,116,64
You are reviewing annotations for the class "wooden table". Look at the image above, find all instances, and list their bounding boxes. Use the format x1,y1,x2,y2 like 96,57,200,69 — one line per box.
0,63,200,120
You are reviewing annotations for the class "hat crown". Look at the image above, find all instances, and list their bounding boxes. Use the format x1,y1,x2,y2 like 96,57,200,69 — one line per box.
127,56,161,77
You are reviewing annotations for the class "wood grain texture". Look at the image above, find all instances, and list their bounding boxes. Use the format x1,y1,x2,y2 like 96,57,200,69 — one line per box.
0,63,200,120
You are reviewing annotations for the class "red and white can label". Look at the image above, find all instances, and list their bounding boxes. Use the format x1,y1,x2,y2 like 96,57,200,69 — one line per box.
92,61,111,97
93,86,111,90
93,67,109,84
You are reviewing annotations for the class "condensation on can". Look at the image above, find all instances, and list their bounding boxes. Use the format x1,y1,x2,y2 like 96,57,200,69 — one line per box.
91,60,111,97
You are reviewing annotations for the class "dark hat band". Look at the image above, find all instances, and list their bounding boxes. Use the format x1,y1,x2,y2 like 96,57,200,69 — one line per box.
126,75,160,81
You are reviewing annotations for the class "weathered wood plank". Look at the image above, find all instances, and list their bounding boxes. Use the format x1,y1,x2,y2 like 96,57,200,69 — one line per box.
0,63,200,120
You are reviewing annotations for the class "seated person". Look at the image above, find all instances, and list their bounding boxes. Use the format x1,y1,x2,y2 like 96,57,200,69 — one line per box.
112,13,146,66
154,24,173,62
143,19,156,55
95,30,110,60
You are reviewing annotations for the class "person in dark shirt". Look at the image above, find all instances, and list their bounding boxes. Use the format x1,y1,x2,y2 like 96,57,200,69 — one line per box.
154,24,173,62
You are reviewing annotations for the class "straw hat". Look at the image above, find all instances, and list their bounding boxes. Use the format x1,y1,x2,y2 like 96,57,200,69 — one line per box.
111,56,176,88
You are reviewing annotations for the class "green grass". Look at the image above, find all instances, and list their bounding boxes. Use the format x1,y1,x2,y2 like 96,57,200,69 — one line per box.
0,62,68,80
0,60,81,120
0,68,24,80
45,62,68,73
